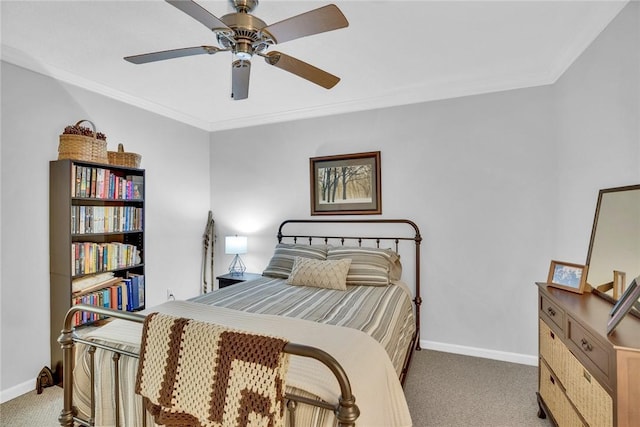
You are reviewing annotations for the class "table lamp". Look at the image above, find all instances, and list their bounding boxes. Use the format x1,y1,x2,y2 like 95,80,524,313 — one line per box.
225,235,247,276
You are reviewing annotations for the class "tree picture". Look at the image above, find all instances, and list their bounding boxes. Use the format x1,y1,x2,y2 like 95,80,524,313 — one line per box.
310,152,381,215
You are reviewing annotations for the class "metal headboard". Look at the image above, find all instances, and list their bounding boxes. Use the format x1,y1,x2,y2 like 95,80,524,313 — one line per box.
277,219,423,356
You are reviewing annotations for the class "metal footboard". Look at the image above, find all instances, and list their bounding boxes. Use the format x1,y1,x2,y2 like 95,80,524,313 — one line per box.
58,304,359,427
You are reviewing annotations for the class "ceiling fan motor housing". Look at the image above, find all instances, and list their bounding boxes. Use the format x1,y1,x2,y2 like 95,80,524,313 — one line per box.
218,12,271,56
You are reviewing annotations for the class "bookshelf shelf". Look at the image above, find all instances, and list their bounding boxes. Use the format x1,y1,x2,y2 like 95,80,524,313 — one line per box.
71,230,144,239
49,159,146,382
70,263,146,279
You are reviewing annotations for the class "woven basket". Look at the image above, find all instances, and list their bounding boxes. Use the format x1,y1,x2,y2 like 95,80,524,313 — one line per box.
108,143,141,168
58,120,108,164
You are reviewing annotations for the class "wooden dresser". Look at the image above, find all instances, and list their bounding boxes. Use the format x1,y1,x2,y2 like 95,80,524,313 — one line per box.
537,282,640,427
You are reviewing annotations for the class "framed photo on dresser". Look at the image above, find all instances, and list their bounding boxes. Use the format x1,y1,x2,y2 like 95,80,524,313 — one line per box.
607,277,640,335
546,260,588,294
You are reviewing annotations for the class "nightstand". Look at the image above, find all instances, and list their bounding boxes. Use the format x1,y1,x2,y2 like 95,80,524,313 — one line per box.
216,272,263,289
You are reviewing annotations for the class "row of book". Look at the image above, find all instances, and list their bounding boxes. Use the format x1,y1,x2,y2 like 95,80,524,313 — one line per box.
72,242,141,276
72,164,143,200
71,274,145,327
71,205,143,234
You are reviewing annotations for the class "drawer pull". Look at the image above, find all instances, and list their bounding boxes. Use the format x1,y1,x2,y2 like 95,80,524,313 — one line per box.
547,307,556,316
581,338,593,352
583,369,591,383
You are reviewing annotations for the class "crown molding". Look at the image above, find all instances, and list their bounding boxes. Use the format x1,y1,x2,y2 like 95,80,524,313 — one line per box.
543,0,628,84
206,70,556,132
1,45,211,131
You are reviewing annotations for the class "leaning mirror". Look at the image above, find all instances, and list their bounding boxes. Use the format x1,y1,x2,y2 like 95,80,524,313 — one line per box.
586,184,640,318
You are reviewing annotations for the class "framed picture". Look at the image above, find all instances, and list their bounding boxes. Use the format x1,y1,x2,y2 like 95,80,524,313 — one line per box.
607,276,640,335
309,151,381,215
547,260,588,294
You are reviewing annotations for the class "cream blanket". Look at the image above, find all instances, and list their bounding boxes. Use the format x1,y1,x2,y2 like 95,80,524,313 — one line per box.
135,312,289,427
80,300,412,427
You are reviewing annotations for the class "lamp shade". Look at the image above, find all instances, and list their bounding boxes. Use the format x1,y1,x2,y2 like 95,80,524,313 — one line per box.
225,236,247,255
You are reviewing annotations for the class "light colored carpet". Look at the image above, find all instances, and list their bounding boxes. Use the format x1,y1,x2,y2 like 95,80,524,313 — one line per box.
404,350,551,427
1,385,62,427
1,350,552,426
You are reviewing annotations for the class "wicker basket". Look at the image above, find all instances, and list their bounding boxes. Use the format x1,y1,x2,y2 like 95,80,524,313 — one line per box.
108,143,141,168
58,120,108,164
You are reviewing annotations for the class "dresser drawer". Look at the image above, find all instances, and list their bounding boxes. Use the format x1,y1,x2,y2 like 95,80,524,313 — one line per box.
540,294,564,332
567,316,610,379
540,360,586,427
563,347,613,427
540,319,570,384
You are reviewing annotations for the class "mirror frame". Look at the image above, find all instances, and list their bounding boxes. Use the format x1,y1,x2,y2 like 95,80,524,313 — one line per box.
586,184,640,319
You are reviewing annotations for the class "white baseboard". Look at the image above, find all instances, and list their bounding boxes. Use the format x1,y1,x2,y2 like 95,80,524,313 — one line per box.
1,379,35,404
420,339,539,366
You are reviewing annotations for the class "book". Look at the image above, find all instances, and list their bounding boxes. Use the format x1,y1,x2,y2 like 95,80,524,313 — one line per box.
72,164,77,197
102,288,110,309
109,285,117,309
128,273,145,309
120,282,128,312
90,168,97,198
79,167,86,197
123,278,133,311
127,175,144,200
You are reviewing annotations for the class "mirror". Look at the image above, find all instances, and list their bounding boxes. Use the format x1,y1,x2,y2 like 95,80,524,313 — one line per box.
586,184,640,318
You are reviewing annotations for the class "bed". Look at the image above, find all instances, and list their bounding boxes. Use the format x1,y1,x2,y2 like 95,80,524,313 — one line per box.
58,219,423,427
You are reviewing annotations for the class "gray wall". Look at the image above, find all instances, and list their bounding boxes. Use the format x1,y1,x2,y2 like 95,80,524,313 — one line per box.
1,62,211,400
552,0,640,259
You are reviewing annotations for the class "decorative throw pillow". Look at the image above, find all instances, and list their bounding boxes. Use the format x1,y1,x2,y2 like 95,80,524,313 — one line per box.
286,257,352,291
262,243,328,279
327,246,401,286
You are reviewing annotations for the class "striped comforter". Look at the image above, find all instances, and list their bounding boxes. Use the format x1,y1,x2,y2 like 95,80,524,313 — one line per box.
73,277,416,427
190,277,416,375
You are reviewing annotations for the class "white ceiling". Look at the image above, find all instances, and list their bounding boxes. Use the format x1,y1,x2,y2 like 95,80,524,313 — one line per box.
1,1,627,131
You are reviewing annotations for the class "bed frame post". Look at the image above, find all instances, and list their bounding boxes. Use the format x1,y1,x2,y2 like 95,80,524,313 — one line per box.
336,394,359,427
413,224,422,351
57,324,76,426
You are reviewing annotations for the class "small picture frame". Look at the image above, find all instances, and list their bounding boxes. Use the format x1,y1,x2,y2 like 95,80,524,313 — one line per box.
607,277,640,335
547,260,588,294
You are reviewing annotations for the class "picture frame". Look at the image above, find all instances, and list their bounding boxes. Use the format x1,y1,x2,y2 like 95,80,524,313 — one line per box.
309,151,381,215
607,276,640,335
547,260,588,294
613,270,626,300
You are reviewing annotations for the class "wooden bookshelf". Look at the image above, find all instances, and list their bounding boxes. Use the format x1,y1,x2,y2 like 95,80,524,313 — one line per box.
48,159,145,382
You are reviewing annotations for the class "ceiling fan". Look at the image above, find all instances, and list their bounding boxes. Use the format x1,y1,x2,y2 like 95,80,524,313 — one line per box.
124,0,349,100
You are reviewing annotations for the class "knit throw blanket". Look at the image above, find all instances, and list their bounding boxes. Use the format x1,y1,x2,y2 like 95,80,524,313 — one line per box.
135,312,290,427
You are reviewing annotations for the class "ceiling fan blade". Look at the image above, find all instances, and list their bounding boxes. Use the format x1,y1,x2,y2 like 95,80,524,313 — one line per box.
166,0,231,32
261,4,348,45
264,51,339,89
124,46,222,64
231,60,251,100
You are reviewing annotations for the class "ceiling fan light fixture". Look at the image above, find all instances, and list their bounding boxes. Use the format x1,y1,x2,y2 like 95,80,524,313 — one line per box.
234,41,254,61
234,51,252,61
